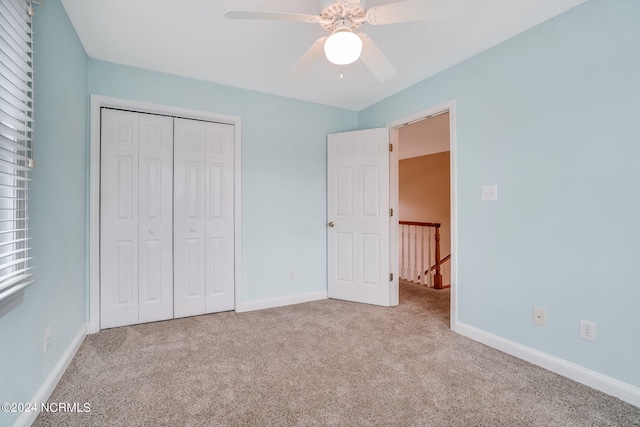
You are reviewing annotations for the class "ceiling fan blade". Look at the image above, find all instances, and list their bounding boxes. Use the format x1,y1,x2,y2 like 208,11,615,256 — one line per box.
285,37,327,82
366,0,458,25
358,34,396,82
223,10,321,24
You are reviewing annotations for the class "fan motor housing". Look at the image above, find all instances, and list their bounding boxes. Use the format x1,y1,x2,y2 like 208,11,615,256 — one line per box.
319,0,367,31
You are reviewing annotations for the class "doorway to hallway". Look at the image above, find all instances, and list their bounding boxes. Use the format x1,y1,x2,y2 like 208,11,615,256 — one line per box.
389,101,456,327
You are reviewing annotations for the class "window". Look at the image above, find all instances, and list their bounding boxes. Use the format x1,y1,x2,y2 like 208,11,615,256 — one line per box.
0,0,35,312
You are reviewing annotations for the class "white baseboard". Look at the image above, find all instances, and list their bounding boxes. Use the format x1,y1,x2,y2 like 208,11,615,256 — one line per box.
237,290,328,313
15,324,88,427
454,321,640,408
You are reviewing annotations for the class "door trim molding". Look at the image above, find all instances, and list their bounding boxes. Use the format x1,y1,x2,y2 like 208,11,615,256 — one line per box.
88,95,243,333
387,99,457,328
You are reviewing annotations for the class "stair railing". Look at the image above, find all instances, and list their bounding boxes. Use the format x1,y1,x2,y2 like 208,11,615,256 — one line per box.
399,221,448,289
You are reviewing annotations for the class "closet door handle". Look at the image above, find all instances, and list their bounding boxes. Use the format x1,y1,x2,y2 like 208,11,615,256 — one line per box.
149,228,155,234
190,227,196,233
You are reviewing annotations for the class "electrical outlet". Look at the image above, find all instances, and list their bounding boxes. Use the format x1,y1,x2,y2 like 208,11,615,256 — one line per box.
579,319,596,342
44,327,51,352
481,185,498,201
288,271,295,281
533,307,546,326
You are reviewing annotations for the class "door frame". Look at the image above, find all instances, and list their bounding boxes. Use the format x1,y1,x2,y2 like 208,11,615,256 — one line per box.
88,95,243,333
387,100,457,329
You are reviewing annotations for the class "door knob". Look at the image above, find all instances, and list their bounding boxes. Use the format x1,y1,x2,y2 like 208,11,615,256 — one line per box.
328,222,334,228
190,227,196,232
149,228,155,234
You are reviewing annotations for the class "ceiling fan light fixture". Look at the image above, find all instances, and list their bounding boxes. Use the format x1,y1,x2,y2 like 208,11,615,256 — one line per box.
324,29,362,65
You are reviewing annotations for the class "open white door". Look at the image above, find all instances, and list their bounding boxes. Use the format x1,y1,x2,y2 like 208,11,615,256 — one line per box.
327,128,391,306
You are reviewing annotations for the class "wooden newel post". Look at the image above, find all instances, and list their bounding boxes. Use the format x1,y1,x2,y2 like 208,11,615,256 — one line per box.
433,225,443,289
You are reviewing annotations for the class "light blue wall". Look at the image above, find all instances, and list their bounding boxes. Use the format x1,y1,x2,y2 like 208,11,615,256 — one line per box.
88,60,357,303
0,0,88,425
359,0,640,388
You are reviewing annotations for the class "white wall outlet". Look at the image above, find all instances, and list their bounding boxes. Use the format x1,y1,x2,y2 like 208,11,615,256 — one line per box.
580,319,597,342
533,307,546,326
44,326,51,352
288,271,295,281
482,185,498,201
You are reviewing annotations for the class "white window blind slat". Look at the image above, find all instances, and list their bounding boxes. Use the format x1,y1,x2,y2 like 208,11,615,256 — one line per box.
0,185,28,192
0,11,33,53
0,247,30,259
0,146,30,162
0,122,32,144
0,81,32,112
0,255,31,270
0,268,32,293
0,237,30,247
0,73,32,105
0,39,33,76
0,218,29,223
0,267,32,287
0,226,28,233
0,135,32,153
0,160,30,173
0,0,34,307
0,2,30,33
0,16,33,57
0,277,34,302
0,95,32,124
0,110,31,134
0,170,30,181
0,196,29,205
0,61,32,93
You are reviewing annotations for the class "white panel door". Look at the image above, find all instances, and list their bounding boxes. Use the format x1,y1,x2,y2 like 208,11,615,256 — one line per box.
138,113,174,323
327,128,390,306
204,122,235,312
100,109,140,328
174,118,235,317
101,110,174,328
174,118,206,317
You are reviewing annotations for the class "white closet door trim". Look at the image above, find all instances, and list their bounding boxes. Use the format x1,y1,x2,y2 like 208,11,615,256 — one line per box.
88,95,243,333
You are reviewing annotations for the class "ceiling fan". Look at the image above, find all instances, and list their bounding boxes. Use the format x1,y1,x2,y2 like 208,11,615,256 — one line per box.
223,0,453,82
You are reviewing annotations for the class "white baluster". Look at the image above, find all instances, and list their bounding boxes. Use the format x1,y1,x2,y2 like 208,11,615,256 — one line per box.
412,225,420,283
401,224,405,279
427,227,432,287
420,226,426,285
405,225,410,281
401,225,407,279
408,225,412,280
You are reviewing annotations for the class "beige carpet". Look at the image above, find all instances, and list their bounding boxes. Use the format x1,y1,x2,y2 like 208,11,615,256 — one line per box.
35,282,639,426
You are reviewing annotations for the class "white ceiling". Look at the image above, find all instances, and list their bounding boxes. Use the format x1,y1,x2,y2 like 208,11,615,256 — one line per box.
59,0,586,111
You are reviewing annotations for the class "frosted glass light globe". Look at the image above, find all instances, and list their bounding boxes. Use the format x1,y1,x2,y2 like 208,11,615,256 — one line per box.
324,30,363,65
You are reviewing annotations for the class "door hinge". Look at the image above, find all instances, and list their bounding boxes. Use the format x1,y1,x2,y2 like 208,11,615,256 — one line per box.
389,143,393,152
390,208,393,217
389,273,394,282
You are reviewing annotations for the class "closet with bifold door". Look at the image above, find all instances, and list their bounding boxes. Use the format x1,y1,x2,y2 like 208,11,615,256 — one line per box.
100,108,235,329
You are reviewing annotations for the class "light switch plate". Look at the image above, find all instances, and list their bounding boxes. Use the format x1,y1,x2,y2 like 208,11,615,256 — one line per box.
482,185,498,201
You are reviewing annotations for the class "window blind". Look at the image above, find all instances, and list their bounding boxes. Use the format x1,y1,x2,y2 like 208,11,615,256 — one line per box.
0,0,35,306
